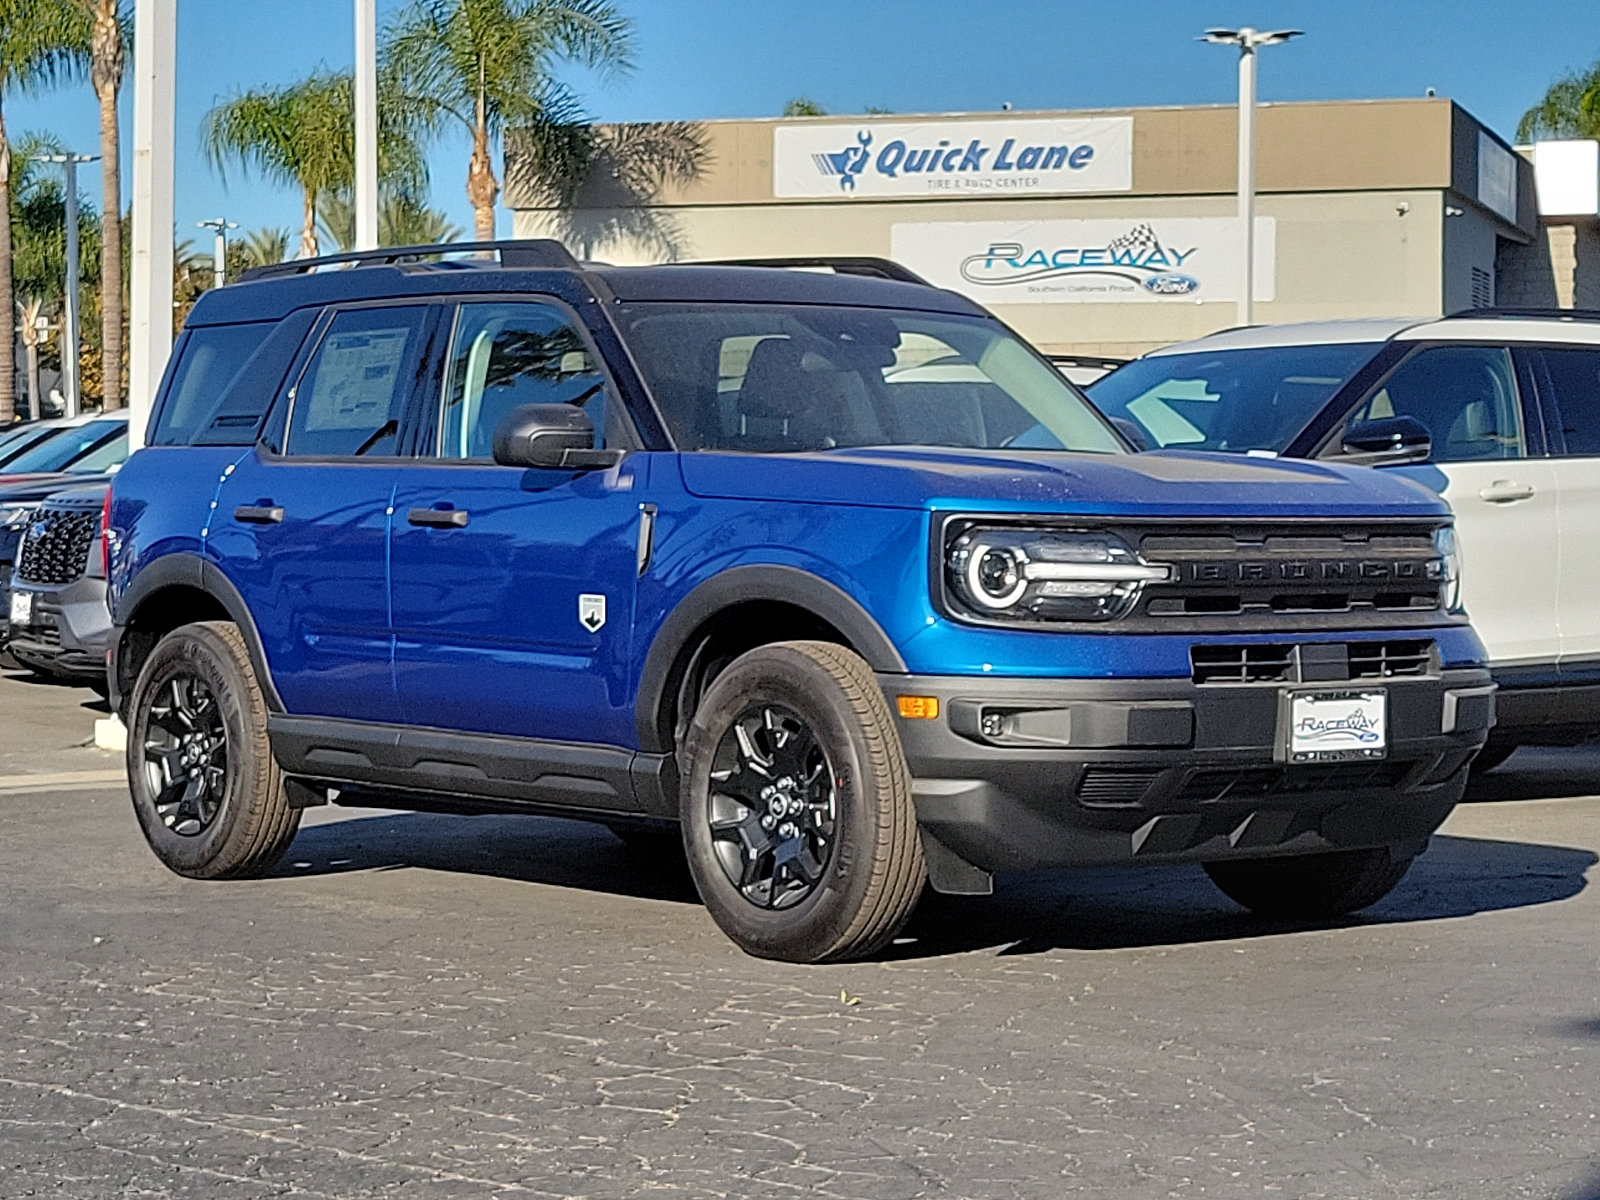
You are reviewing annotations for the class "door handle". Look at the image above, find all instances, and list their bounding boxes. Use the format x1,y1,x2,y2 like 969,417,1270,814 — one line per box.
1478,480,1536,503
233,504,285,524
407,507,469,528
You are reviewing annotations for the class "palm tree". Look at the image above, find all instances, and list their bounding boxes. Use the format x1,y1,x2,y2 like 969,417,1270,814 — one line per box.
235,226,292,271
1518,60,1600,141
0,0,86,424
317,191,464,251
783,97,826,117
203,71,427,260
65,0,127,408
384,0,633,244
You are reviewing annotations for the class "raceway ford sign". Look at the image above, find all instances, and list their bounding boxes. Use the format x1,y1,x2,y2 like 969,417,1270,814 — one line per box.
772,117,1133,198
891,217,1277,304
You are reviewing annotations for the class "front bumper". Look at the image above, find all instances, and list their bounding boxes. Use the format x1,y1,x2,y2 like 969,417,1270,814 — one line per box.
884,668,1494,881
6,575,113,680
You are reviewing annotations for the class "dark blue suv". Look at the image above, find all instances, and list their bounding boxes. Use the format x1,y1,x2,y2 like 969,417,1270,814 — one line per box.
108,242,1495,962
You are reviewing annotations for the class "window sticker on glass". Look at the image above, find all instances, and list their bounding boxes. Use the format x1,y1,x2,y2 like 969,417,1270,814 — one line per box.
304,330,410,432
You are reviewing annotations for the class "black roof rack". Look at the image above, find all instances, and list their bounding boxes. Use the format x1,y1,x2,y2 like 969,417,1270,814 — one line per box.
237,238,581,282
694,256,933,287
1047,353,1129,369
1442,307,1600,322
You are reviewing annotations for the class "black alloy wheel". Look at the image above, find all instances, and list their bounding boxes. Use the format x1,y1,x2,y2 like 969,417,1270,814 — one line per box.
706,703,838,910
141,675,228,836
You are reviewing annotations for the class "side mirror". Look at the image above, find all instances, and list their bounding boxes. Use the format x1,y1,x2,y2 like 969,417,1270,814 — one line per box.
1110,417,1150,451
1340,415,1431,465
491,404,623,471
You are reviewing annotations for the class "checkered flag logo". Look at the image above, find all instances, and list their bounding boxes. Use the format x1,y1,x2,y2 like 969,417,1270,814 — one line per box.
1105,223,1164,256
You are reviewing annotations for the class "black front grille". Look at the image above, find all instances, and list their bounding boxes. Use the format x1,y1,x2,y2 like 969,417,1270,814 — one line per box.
17,509,98,586
1190,640,1437,685
1179,761,1414,803
1130,522,1448,631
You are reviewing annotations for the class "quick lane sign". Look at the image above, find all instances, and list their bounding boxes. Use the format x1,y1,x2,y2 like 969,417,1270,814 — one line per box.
773,118,1133,199
890,217,1276,304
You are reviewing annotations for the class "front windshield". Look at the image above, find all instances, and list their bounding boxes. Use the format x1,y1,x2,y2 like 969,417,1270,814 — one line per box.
617,303,1123,455
0,420,126,474
1088,343,1382,453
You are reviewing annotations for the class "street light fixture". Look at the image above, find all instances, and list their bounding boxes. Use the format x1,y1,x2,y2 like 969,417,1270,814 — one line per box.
197,217,239,290
33,151,101,419
1200,26,1302,327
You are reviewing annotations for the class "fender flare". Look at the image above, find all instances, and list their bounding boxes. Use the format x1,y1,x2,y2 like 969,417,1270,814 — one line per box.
115,553,285,713
634,564,907,751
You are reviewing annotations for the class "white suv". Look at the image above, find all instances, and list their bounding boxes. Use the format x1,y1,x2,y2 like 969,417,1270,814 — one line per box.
1088,311,1600,770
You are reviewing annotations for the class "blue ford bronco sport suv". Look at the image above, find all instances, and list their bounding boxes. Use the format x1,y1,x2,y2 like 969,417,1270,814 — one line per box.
108,241,1495,962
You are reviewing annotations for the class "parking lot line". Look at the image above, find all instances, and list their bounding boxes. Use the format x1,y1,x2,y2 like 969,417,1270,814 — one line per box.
0,769,126,795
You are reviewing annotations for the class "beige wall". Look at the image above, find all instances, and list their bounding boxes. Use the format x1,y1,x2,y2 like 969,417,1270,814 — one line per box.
516,188,1448,356
508,98,1530,357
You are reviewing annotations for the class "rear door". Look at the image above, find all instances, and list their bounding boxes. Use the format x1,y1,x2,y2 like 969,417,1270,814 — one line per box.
1323,342,1559,667
1528,345,1600,672
208,303,439,722
388,298,646,748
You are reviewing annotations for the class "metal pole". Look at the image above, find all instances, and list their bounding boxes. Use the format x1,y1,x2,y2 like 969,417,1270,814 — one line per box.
1236,38,1256,328
198,218,236,290
128,0,177,451
354,0,380,250
62,156,81,417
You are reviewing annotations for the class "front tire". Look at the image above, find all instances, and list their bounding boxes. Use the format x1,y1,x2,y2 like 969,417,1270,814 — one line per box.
126,621,300,879
680,641,926,963
1204,847,1415,919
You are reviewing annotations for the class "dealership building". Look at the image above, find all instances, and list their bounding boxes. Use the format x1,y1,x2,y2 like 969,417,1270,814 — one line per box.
506,98,1576,358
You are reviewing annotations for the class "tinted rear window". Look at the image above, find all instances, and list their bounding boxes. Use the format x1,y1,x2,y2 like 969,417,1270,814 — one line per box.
149,322,275,446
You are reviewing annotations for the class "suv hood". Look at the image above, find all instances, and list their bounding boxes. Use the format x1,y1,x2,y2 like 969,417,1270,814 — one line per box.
677,447,1449,520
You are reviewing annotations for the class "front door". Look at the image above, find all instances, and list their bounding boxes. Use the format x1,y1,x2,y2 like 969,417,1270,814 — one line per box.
207,304,437,722
1333,342,1560,667
388,299,646,747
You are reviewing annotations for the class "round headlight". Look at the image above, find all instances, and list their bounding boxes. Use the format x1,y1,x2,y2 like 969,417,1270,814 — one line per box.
965,542,1028,609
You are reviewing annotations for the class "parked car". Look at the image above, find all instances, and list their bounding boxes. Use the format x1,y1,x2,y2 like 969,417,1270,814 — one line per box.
5,483,112,690
0,417,128,641
0,413,111,471
108,241,1492,963
1088,311,1600,770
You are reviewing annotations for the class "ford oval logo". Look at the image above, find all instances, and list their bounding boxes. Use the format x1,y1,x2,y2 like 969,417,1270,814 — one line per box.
1143,273,1200,295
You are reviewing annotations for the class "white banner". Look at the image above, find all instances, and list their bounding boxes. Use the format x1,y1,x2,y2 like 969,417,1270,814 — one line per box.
773,118,1133,199
890,217,1276,304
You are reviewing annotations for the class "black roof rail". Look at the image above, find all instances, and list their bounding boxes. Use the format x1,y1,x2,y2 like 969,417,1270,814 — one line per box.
694,256,933,287
237,238,580,282
1442,307,1600,321
1047,353,1129,369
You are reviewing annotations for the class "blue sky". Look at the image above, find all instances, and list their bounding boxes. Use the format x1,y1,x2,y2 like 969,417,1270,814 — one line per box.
9,0,1600,249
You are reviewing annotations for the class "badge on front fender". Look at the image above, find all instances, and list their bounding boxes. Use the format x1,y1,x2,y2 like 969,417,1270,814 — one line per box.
579,593,606,632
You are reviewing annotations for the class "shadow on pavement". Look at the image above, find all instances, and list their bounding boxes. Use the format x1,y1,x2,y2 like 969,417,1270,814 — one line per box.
0,666,110,713
1466,746,1600,803
272,810,1594,958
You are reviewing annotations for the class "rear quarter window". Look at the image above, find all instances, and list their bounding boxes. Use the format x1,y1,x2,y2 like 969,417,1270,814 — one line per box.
148,322,275,446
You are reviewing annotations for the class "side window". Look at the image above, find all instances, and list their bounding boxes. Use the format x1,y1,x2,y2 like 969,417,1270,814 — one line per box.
1534,347,1600,456
435,302,609,459
149,321,274,446
285,307,431,458
1343,345,1524,461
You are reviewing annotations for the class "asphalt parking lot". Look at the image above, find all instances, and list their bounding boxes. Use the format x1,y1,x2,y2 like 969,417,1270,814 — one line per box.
1,667,1597,1199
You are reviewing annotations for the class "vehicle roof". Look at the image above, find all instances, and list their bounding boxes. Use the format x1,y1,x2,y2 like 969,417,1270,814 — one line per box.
1143,319,1424,355
187,261,986,326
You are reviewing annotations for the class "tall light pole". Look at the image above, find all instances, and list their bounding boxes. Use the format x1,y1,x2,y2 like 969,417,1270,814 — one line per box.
198,217,238,290
34,152,100,418
354,0,380,250
1201,27,1301,327
129,0,177,451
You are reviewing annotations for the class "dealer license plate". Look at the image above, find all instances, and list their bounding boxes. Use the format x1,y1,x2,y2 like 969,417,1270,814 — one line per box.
7,591,30,627
1286,690,1387,762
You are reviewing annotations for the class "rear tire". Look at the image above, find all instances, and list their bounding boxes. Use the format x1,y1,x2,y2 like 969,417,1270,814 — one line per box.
680,640,926,963
1204,847,1414,919
126,621,300,879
